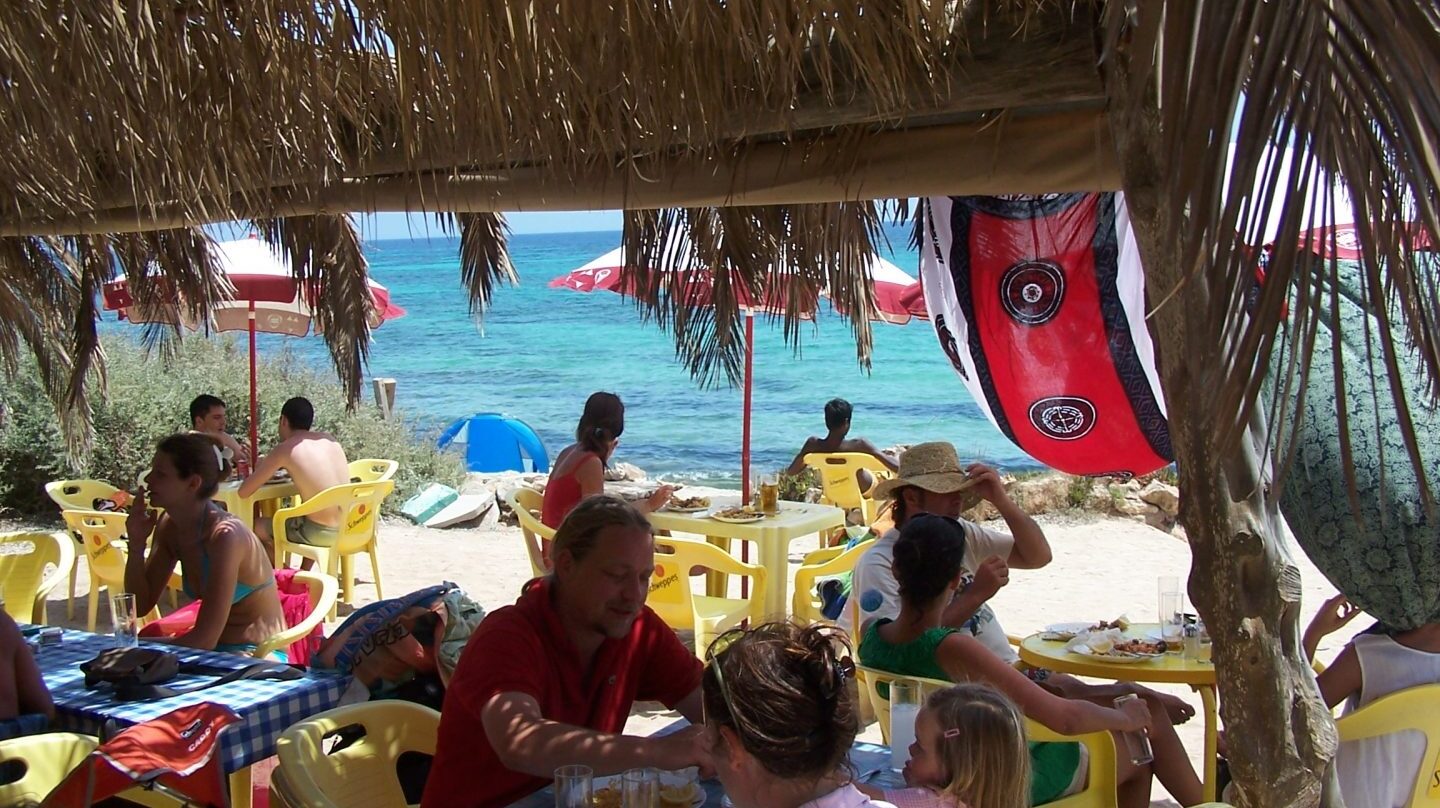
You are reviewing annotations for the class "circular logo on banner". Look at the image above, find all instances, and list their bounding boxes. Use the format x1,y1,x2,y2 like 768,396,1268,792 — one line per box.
1000,261,1065,325
1029,396,1097,441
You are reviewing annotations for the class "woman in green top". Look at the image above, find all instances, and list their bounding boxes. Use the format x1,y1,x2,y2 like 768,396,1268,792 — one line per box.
859,514,1203,808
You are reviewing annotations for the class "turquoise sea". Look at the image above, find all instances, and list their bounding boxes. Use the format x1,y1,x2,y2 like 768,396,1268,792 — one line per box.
251,226,1040,487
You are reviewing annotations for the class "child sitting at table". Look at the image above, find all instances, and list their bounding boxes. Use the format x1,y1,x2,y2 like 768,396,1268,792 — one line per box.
0,612,53,740
858,683,1029,808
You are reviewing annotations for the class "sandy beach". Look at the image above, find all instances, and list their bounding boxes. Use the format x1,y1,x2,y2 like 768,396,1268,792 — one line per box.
27,504,1363,807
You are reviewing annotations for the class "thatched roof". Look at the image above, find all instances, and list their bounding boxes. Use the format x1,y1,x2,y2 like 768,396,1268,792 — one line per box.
0,0,1437,474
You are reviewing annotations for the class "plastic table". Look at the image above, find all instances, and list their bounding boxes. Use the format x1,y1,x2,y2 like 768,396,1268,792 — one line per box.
647,500,846,620
33,628,350,808
213,478,300,532
1019,624,1220,802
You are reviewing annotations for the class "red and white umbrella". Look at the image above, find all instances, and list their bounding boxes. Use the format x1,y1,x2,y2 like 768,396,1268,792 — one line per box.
103,237,406,458
550,246,924,496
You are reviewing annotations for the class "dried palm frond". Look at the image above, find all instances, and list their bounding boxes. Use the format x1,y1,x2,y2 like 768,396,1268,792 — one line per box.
1105,0,1440,506
251,215,373,405
622,203,885,388
0,2,1098,234
437,213,517,320
0,238,84,448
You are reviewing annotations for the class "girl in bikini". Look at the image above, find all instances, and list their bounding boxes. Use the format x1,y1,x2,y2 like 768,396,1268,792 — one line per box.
125,434,286,656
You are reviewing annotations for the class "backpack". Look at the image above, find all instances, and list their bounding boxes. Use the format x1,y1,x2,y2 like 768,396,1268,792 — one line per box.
314,582,484,693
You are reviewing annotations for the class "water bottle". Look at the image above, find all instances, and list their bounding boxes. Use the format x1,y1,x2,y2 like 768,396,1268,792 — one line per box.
1113,694,1154,764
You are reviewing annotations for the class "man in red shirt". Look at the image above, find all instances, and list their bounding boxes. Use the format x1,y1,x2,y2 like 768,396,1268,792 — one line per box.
422,495,710,808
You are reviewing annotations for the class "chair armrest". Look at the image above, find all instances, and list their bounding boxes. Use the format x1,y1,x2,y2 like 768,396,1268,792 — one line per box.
255,572,338,659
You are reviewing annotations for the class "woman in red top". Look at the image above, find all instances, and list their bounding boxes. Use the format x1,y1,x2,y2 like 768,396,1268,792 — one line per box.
540,392,672,564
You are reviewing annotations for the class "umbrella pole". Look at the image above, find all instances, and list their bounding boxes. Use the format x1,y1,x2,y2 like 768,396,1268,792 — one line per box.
741,310,753,600
248,302,259,461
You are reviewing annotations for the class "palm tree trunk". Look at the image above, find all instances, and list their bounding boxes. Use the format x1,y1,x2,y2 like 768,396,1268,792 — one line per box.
1103,41,1340,808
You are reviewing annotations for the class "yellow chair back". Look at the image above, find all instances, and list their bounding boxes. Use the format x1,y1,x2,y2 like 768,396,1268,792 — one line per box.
274,480,393,609
791,539,873,625
60,509,167,631
0,532,73,624
1336,682,1440,807
276,701,440,808
0,732,98,805
255,570,338,660
803,453,892,525
855,665,1118,808
650,537,768,655
504,487,552,578
44,479,121,512
348,459,399,483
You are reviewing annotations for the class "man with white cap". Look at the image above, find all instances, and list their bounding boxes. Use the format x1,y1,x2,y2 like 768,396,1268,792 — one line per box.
840,441,1049,664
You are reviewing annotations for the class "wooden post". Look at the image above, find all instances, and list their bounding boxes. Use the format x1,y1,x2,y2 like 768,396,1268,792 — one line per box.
372,377,397,419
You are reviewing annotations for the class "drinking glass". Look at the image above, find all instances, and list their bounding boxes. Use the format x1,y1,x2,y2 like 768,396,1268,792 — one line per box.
889,680,920,770
759,473,780,515
553,765,592,808
111,593,139,648
621,767,659,808
1159,590,1184,648
1156,576,1179,603
1114,694,1155,764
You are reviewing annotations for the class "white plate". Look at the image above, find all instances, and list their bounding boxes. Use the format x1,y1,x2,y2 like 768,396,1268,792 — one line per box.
1041,622,1095,640
708,511,766,524
664,503,711,513
1067,646,1164,664
591,773,704,807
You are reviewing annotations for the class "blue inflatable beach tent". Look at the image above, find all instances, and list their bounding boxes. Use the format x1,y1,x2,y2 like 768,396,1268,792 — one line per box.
437,413,550,473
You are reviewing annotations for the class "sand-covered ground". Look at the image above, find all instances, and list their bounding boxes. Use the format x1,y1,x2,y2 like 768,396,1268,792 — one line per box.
28,505,1362,806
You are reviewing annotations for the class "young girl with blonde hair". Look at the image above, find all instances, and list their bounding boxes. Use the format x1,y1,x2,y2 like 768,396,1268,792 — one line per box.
859,683,1030,808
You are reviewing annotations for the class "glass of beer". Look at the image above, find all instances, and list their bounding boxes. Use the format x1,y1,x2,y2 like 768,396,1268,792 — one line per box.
759,473,780,515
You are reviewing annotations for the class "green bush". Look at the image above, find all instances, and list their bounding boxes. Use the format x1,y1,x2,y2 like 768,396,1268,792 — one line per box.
0,335,463,519
1065,475,1092,508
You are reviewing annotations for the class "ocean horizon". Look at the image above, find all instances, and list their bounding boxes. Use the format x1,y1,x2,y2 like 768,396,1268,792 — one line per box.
184,226,1044,488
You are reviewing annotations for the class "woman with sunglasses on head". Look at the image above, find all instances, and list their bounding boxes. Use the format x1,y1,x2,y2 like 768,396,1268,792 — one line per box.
541,393,674,559
859,514,1203,808
703,621,892,808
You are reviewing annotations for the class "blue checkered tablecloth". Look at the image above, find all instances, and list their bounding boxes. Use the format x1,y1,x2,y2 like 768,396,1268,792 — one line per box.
33,629,351,772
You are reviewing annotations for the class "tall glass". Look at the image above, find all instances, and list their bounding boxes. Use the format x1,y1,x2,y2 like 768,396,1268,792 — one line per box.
1114,694,1155,764
1158,590,1184,649
759,473,780,515
889,680,920,770
553,765,592,808
621,767,659,808
111,592,139,648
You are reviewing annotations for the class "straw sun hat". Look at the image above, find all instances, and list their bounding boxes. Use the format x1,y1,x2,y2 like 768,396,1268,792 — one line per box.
872,441,980,501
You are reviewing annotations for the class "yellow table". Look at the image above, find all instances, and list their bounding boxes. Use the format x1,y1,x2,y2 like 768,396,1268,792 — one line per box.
1019,624,1219,802
212,478,299,533
647,500,846,620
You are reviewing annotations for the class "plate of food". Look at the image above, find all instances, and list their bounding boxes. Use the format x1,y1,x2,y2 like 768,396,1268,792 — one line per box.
707,505,766,524
1040,618,1129,642
1066,635,1167,663
664,495,712,513
591,769,704,808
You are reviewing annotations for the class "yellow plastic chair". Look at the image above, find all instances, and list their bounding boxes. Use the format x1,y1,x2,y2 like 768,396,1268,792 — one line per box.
855,665,1118,808
273,481,393,614
269,763,302,808
649,537,768,656
275,700,440,808
802,452,893,526
791,539,874,625
59,510,179,632
503,487,552,579
1335,683,1440,807
0,532,74,624
0,731,98,805
349,459,399,483
254,570,338,660
44,478,121,619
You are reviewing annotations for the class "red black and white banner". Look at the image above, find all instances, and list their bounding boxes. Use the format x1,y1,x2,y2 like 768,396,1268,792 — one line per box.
919,194,1172,478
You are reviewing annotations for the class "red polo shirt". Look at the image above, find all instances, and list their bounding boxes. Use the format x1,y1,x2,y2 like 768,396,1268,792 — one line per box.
421,578,702,808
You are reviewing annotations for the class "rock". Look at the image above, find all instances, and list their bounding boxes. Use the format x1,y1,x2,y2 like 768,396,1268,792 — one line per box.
1112,495,1153,517
604,462,647,482
1139,480,1180,517
1006,475,1072,516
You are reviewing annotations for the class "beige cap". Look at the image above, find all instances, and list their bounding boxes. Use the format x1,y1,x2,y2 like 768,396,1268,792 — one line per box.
872,441,979,500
